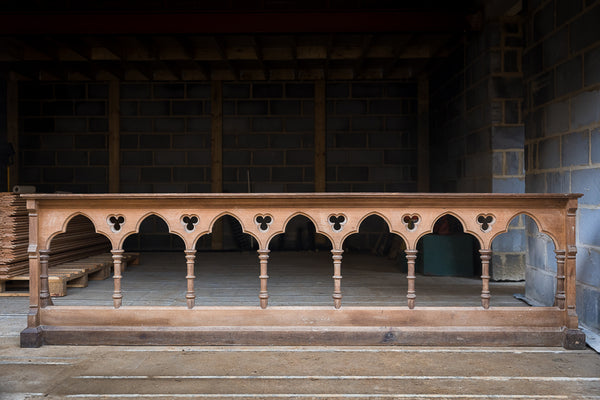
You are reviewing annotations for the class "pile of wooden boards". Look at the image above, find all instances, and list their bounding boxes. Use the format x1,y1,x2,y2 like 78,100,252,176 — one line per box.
0,192,112,280
2,252,139,297
0,193,29,278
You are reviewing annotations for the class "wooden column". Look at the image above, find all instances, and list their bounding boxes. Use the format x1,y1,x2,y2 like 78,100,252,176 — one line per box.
184,249,196,309
211,81,223,250
314,80,326,192
111,249,124,309
108,80,120,193
7,78,18,190
554,250,566,310
331,249,343,309
39,249,53,307
26,199,40,329
479,249,492,309
405,249,418,309
417,77,429,192
258,249,270,309
565,202,578,329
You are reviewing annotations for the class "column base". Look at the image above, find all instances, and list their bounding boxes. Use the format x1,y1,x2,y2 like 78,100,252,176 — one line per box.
563,329,586,350
20,326,44,348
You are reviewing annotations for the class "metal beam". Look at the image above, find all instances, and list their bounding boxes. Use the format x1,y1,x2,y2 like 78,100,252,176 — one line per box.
0,12,476,34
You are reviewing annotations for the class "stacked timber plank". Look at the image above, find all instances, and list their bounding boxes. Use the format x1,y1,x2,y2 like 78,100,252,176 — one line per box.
2,253,139,296
0,193,112,280
1,193,115,295
44,215,113,267
0,193,29,278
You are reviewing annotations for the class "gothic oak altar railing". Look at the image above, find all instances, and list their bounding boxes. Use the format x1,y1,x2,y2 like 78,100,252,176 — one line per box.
20,193,586,348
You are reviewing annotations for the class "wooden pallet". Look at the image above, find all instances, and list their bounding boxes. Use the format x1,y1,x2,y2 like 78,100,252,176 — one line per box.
0,253,139,297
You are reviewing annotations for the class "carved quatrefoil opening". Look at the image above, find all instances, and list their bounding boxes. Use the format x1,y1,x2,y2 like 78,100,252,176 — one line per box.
181,215,199,232
107,215,125,232
328,214,347,232
402,214,420,231
477,214,495,232
255,215,273,232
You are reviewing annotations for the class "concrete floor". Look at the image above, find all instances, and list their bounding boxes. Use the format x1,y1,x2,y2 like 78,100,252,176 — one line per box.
46,251,526,308
2,252,599,399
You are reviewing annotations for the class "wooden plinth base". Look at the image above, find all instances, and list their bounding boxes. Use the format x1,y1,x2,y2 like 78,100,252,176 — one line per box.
22,325,578,348
20,306,585,349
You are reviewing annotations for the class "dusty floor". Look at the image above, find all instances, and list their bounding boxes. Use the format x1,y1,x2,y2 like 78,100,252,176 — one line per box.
1,252,598,399
41,251,527,308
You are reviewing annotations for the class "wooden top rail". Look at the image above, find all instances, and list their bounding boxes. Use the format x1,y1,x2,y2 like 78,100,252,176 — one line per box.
21,193,585,349
23,192,581,250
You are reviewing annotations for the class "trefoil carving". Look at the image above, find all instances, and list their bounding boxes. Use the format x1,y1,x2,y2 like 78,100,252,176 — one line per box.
107,215,125,233
255,215,273,232
328,214,347,232
181,215,199,232
477,214,495,232
402,214,420,231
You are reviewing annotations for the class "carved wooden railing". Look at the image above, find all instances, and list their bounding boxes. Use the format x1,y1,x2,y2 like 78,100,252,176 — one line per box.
20,193,586,348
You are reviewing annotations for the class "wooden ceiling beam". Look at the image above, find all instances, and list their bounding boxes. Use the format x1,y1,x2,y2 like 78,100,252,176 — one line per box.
96,62,125,80
289,36,299,80
17,37,59,60
49,36,92,61
353,34,376,79
176,36,196,60
382,34,421,78
415,33,465,77
98,37,125,60
324,34,334,80
134,36,160,60
213,36,239,80
252,36,269,80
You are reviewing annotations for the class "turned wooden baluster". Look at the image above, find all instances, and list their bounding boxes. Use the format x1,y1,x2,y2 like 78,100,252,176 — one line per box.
331,249,343,309
111,249,124,309
555,250,566,309
405,249,418,309
184,249,196,309
258,249,270,309
39,249,53,307
479,249,492,309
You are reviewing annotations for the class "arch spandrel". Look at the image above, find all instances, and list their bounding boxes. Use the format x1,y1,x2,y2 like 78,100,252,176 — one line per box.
317,209,361,249
41,211,113,249
489,210,563,250
263,211,327,250
340,211,411,250
410,210,486,248
203,211,263,248
268,208,350,249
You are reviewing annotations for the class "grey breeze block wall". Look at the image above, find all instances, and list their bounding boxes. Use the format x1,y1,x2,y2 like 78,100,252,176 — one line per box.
18,82,110,194
222,82,315,193
523,0,600,330
16,80,419,252
429,19,527,281
120,82,212,193
326,81,418,193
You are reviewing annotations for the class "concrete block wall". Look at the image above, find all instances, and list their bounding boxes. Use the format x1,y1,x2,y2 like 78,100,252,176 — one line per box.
431,20,527,281
222,82,314,193
120,82,212,193
430,28,493,193
431,20,525,194
491,215,527,281
523,0,600,330
18,82,110,193
326,81,418,192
